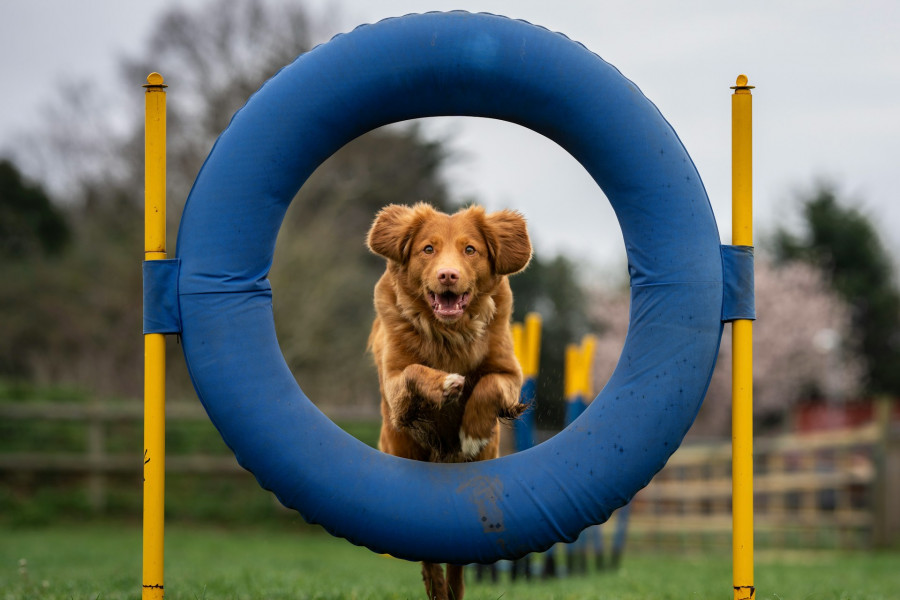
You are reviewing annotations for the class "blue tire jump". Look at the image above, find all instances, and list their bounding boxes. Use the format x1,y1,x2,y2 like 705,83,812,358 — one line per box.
174,12,724,564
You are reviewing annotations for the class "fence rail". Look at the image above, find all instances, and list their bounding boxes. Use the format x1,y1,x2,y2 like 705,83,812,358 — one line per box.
628,408,899,550
0,453,242,474
2,400,898,549
0,400,374,514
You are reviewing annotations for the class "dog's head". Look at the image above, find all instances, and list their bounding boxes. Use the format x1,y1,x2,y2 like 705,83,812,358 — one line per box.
367,203,532,323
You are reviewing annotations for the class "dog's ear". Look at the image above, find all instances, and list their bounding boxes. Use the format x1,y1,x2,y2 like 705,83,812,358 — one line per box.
482,209,532,275
366,203,433,263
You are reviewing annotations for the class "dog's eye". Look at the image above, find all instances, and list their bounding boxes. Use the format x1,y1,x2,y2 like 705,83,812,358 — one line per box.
465,245,476,255
423,245,434,255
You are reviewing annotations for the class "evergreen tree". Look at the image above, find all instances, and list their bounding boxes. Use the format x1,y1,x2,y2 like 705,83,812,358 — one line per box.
0,160,69,258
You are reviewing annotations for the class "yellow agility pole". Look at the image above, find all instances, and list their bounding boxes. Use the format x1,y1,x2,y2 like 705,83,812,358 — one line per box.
511,313,541,454
564,344,578,403
143,72,167,600
523,312,542,378
577,335,596,400
564,335,597,405
731,74,755,600
512,312,542,379
511,322,524,369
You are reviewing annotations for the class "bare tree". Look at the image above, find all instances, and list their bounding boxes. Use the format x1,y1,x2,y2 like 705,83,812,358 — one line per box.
122,0,323,211
2,0,459,404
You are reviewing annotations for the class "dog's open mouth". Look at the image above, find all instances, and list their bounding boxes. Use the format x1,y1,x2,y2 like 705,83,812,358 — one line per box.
428,290,471,320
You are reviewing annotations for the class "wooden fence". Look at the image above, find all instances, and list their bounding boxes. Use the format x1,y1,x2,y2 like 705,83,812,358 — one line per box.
628,401,900,550
0,400,379,515
0,401,242,513
2,400,897,549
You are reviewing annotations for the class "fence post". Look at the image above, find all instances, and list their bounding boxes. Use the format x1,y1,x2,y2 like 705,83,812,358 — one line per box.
143,71,167,600
873,397,899,547
731,73,755,600
87,402,106,512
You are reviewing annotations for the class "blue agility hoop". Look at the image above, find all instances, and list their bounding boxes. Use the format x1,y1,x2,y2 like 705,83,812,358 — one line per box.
174,12,725,563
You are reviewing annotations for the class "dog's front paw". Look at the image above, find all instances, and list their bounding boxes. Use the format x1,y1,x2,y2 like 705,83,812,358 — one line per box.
442,373,465,403
499,401,528,421
459,431,491,459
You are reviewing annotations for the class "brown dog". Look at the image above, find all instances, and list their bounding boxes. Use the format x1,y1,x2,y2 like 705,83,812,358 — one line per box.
366,203,532,600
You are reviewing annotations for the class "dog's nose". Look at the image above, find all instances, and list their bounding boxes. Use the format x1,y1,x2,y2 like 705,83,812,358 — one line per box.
437,268,459,286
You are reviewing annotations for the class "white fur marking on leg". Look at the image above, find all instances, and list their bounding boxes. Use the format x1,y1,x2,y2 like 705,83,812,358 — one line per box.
443,373,464,396
460,431,490,458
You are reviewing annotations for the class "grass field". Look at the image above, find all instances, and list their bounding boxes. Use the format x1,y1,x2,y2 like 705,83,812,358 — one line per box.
2,523,899,600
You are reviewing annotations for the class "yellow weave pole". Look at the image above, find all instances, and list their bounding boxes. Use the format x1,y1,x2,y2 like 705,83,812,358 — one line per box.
511,313,541,378
578,335,597,399
523,312,542,377
564,344,578,402
511,323,524,367
143,72,167,600
731,73,755,600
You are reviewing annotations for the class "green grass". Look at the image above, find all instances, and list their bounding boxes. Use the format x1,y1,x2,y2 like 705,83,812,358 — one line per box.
2,523,899,599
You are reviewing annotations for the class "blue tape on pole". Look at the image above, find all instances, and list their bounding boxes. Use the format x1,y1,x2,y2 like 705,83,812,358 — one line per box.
142,259,181,334
174,12,724,564
514,377,537,452
565,396,588,426
721,245,756,322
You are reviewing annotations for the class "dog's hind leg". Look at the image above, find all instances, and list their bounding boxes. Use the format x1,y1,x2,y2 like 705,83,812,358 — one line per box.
422,562,447,600
447,564,465,600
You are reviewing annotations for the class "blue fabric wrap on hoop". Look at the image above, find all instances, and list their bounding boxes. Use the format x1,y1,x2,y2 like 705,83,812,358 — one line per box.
721,245,756,321
174,12,725,564
142,259,181,334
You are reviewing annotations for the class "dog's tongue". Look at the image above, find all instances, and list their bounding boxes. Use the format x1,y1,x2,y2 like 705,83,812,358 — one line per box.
436,292,461,313
432,291,467,318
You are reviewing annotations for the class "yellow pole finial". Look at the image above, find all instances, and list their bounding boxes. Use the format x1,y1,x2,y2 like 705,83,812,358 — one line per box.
143,72,167,600
731,74,755,600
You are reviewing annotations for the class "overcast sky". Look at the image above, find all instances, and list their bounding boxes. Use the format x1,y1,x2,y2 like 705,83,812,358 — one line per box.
2,0,899,274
